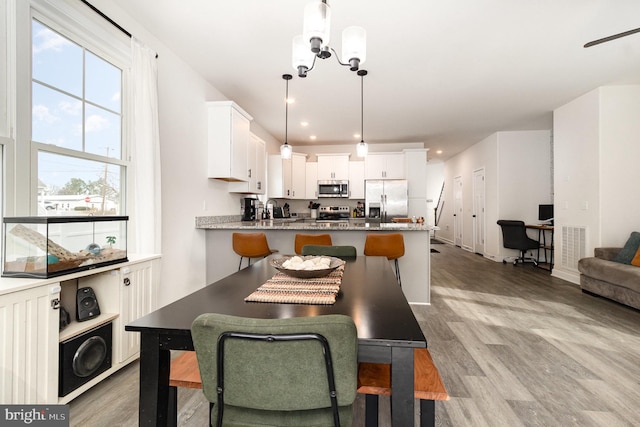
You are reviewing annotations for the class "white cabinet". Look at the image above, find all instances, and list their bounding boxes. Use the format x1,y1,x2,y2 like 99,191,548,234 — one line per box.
0,283,60,403
0,256,159,404
268,153,307,199
348,161,365,199
229,133,266,194
317,154,350,180
117,262,158,363
306,162,318,199
365,152,405,179
207,101,253,181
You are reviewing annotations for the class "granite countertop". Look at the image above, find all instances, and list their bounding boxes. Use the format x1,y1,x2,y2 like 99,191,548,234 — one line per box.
195,216,435,231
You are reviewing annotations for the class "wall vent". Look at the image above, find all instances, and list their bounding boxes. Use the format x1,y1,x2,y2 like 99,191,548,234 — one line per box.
561,226,586,271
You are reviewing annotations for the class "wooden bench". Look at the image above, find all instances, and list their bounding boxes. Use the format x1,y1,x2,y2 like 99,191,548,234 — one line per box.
357,348,449,427
168,348,448,427
167,351,210,427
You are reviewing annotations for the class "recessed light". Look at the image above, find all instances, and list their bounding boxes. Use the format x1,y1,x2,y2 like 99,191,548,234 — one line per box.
436,150,443,154
310,135,317,140
353,133,361,139
301,121,309,127
286,98,295,104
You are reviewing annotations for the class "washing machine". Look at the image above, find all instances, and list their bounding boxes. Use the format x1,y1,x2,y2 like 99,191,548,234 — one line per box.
59,322,112,397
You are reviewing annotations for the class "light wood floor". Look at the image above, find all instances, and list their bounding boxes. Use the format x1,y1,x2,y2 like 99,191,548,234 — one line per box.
69,243,640,426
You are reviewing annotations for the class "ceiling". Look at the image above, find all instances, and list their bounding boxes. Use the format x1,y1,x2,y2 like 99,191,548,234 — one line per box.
111,0,640,161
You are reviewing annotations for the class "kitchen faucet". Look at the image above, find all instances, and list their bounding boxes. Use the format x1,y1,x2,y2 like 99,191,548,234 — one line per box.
263,198,279,219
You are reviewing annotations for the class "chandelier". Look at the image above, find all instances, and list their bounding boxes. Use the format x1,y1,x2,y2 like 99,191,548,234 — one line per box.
292,0,367,78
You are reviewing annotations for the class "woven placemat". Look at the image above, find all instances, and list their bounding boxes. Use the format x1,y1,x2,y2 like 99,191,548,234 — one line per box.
245,265,344,305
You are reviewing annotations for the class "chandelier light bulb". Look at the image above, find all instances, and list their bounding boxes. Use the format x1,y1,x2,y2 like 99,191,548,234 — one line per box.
303,0,331,53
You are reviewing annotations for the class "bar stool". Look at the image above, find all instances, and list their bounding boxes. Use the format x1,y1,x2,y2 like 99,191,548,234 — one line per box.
294,233,332,255
364,233,405,286
232,232,278,270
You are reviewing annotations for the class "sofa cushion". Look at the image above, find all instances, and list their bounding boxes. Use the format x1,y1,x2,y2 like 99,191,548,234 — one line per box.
632,246,640,267
612,231,640,264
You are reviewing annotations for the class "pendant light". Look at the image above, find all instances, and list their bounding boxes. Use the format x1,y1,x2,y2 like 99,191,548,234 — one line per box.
356,70,368,157
280,74,293,159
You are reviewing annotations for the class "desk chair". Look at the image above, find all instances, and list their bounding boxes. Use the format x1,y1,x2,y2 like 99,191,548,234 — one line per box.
191,313,358,427
497,220,539,266
294,233,333,255
302,244,357,259
232,232,278,270
364,233,405,286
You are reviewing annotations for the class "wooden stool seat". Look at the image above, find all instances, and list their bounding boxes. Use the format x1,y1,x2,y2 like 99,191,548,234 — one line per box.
364,233,405,285
357,348,449,427
232,232,278,270
294,233,333,255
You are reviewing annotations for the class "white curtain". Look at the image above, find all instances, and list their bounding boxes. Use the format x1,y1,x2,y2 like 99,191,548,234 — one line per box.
130,37,161,254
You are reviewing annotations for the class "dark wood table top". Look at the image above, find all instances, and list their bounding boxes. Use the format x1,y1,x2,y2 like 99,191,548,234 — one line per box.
126,256,426,349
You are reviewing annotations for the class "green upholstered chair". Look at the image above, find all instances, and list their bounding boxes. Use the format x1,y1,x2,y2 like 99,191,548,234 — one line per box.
191,313,358,427
301,245,357,259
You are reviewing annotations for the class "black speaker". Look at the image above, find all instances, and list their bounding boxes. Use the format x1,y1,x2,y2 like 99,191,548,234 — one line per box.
59,322,112,396
76,287,100,322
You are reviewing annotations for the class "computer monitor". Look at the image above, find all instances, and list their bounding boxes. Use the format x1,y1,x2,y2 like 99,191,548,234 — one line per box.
538,204,554,223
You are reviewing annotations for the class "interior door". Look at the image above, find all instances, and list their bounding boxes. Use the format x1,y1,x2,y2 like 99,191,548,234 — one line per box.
473,169,485,255
453,176,463,247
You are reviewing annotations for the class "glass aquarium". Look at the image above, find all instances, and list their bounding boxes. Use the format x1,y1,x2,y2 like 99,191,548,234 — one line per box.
2,216,128,278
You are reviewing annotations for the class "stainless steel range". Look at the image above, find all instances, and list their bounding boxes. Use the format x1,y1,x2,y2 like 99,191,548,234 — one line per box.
316,206,351,223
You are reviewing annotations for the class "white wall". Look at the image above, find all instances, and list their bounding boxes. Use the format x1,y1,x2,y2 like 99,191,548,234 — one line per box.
442,130,551,260
425,161,444,229
95,1,280,306
554,85,640,283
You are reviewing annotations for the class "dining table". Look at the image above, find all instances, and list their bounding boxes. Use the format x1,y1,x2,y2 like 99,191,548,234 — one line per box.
126,255,427,426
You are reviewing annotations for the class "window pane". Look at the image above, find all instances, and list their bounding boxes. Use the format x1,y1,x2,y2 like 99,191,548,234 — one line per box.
32,20,82,97
85,104,121,158
38,151,122,216
86,51,121,113
32,82,82,150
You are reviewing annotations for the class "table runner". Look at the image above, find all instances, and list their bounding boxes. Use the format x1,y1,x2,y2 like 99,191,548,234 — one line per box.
245,265,344,305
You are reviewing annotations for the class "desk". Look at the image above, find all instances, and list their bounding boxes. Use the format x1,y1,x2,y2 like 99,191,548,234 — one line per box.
526,224,554,270
126,256,426,426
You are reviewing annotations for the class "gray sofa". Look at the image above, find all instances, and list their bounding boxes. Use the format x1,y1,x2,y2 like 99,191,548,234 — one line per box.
578,247,640,310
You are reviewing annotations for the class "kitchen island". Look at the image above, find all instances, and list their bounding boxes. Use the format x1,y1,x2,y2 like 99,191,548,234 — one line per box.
196,217,435,304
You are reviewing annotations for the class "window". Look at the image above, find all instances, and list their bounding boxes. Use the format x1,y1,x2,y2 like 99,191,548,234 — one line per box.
31,18,125,216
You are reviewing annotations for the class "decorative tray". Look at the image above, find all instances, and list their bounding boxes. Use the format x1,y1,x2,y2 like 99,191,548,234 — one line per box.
270,256,344,279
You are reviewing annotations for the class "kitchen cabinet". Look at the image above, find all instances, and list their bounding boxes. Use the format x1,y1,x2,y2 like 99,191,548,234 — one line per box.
317,154,350,180
229,133,266,194
268,153,307,199
349,161,365,199
0,283,60,403
365,152,405,179
306,162,318,199
207,101,253,181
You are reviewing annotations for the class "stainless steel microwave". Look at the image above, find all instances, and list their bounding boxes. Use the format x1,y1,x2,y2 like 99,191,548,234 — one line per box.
317,180,349,198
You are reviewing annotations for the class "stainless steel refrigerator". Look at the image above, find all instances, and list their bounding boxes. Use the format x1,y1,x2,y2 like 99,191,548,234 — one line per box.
365,179,408,222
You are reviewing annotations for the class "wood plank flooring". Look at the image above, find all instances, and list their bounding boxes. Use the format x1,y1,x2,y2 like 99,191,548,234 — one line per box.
69,243,640,426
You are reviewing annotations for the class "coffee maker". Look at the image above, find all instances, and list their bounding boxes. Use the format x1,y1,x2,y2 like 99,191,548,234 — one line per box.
242,198,258,221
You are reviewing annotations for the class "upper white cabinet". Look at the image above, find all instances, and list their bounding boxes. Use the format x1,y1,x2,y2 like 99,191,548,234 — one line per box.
306,162,318,199
364,152,405,180
268,153,307,199
317,154,350,180
348,161,365,199
207,101,253,181
229,133,266,194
